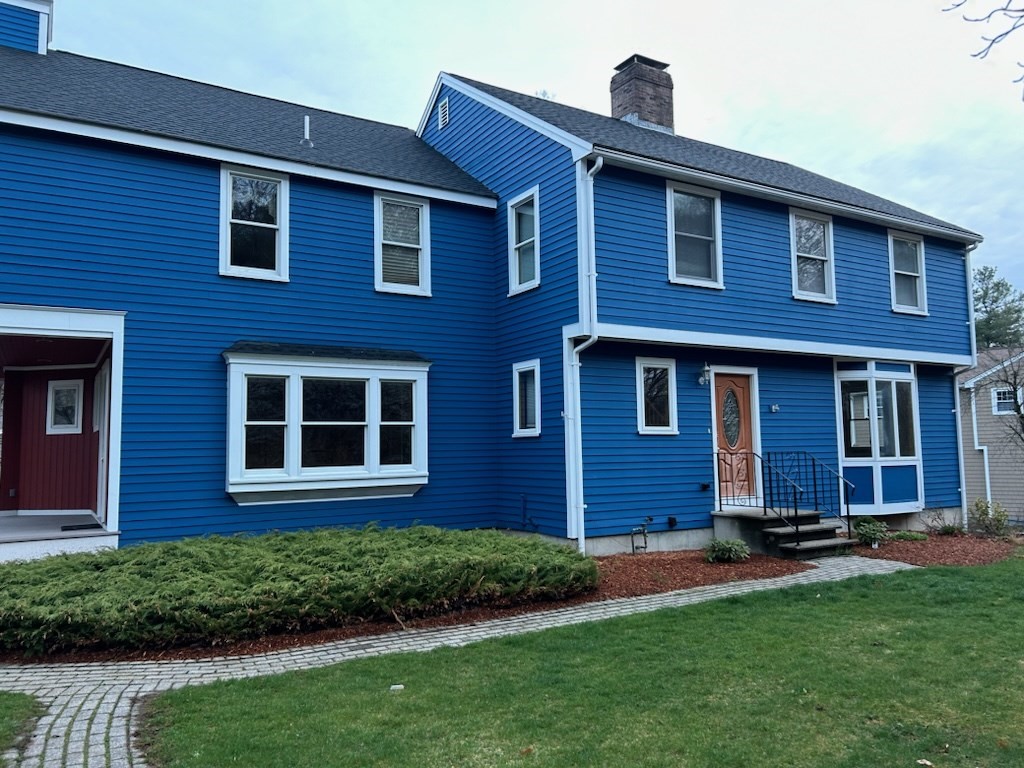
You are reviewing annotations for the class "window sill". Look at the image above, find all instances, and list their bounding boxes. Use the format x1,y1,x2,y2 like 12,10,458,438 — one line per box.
376,282,431,297
512,430,541,438
220,266,289,283
638,428,679,436
668,276,724,290
792,293,837,305
892,306,928,317
228,473,427,504
508,281,541,298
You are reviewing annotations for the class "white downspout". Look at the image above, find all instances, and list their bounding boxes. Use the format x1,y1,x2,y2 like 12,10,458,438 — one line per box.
968,385,992,505
958,241,981,529
569,155,603,553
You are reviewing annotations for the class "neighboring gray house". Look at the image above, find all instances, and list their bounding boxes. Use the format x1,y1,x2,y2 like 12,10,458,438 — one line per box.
959,349,1024,519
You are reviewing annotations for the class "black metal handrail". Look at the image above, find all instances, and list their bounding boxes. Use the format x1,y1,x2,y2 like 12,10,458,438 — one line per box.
764,451,855,539
716,450,805,536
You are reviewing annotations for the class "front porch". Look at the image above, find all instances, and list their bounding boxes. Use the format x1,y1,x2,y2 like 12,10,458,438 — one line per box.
0,512,118,561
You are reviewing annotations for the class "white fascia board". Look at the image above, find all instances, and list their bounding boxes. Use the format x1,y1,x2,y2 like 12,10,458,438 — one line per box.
415,73,445,137
960,351,1024,388
0,109,496,209
223,352,432,370
428,74,593,162
4,0,52,13
593,322,973,367
595,148,983,246
0,303,125,336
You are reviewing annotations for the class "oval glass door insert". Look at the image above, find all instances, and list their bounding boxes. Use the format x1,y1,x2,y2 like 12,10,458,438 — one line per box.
723,389,741,448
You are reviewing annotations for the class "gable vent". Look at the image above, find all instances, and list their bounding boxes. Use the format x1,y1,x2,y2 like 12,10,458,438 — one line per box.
438,97,450,130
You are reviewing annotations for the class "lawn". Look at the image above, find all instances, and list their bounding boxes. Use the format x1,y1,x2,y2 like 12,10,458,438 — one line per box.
142,553,1024,768
0,692,41,757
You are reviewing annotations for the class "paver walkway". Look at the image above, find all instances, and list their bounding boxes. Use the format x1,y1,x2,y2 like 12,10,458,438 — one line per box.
0,555,914,768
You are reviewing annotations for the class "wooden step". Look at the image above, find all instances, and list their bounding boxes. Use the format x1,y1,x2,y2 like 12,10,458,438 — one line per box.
762,522,842,537
777,537,854,559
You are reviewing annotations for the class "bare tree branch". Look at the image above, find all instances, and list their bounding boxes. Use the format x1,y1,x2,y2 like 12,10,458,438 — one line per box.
945,1,1024,97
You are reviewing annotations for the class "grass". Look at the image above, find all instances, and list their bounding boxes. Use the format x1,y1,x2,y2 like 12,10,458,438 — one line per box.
0,692,41,757
142,551,1024,767
0,526,597,655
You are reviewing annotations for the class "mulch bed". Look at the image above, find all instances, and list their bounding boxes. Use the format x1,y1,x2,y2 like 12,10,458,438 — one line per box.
3,535,1017,665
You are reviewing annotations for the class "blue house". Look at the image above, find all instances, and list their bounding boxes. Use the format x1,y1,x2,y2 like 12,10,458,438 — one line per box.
0,3,980,561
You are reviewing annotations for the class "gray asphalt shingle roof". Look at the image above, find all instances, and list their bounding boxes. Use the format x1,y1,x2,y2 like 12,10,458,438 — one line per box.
450,75,980,240
0,47,493,199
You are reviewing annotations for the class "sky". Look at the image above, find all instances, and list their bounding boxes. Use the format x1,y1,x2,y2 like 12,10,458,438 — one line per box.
51,0,1024,289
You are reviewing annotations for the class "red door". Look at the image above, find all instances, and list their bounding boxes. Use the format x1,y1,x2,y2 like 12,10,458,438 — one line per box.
715,373,755,501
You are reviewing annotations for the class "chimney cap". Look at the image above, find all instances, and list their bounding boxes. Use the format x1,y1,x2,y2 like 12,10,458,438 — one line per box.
614,54,670,73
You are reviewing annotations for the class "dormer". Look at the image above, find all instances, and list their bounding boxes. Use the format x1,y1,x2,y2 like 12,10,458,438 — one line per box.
0,0,52,54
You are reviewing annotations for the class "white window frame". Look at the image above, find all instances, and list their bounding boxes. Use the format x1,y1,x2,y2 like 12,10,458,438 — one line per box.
992,387,1022,415
225,355,429,498
508,186,540,296
790,209,836,304
438,97,450,130
219,165,290,282
46,379,83,435
666,182,724,290
635,357,678,435
374,192,431,297
512,359,541,437
888,230,927,315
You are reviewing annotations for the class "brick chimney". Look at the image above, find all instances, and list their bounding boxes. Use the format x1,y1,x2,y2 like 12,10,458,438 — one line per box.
610,54,674,134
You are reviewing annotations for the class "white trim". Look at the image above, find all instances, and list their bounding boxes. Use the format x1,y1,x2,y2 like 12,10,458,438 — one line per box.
219,165,290,282
3,0,52,52
593,322,972,367
416,74,593,162
373,191,431,297
3,363,99,372
888,230,928,315
512,359,541,437
635,357,678,435
789,208,837,303
709,366,763,506
0,304,123,535
226,357,429,497
966,244,978,364
595,148,982,245
94,360,111,524
0,109,496,210
1,0,52,14
666,182,724,290
968,386,993,506
507,185,541,296
990,386,1022,415
45,379,83,434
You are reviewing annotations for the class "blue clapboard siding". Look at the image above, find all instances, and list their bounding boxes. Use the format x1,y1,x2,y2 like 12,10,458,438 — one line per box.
918,365,962,508
0,3,38,53
580,342,839,537
0,125,501,544
594,166,971,358
422,84,579,537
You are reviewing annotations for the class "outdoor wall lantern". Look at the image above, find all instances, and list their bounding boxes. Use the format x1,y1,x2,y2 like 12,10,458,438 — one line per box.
698,363,711,386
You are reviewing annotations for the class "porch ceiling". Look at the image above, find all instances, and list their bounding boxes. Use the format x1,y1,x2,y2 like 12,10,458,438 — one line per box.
0,335,107,369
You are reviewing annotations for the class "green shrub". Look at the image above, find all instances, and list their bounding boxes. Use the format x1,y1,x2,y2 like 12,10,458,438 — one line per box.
704,539,751,563
938,523,964,536
852,517,889,546
969,499,1011,537
889,531,928,542
0,526,599,656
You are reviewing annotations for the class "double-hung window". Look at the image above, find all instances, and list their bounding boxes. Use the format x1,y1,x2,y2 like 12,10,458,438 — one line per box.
375,192,431,296
226,346,429,502
220,166,289,281
512,359,541,437
992,388,1021,415
636,358,678,434
46,379,84,435
889,231,927,314
508,187,540,295
790,210,835,302
668,183,722,288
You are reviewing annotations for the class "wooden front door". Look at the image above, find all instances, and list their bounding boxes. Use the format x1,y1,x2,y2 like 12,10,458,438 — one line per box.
715,373,755,501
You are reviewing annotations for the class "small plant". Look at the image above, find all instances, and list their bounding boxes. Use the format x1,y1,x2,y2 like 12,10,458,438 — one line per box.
853,516,890,547
704,538,751,563
889,531,928,542
969,499,1011,538
938,523,964,536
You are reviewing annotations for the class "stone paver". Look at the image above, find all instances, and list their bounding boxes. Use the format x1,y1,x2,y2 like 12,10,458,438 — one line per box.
0,555,914,767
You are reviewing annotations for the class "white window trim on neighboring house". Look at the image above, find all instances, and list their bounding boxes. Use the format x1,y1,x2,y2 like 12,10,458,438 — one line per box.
512,359,541,437
888,230,927,315
991,387,1022,415
46,379,84,435
225,355,429,500
508,186,540,295
374,191,431,296
666,181,724,290
635,357,678,434
789,208,837,304
219,165,290,282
